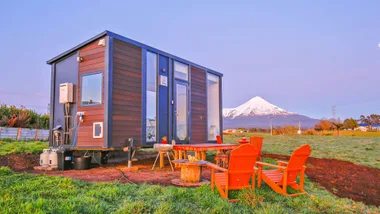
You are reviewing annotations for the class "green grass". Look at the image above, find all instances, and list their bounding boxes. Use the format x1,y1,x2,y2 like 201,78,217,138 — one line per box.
0,140,48,156
321,130,380,137
0,166,378,214
224,133,380,168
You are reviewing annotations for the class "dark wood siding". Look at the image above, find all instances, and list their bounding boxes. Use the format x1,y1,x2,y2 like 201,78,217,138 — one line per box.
111,39,142,147
190,66,207,143
77,38,106,147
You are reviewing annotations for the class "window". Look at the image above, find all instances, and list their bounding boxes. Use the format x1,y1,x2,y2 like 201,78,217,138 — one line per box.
81,73,102,106
174,61,189,81
146,52,157,142
207,73,220,140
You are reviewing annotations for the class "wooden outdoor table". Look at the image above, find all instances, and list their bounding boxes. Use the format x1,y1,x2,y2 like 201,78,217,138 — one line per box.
173,143,238,160
171,160,210,187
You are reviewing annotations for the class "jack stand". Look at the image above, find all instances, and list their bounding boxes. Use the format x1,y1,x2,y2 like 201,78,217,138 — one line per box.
125,138,134,168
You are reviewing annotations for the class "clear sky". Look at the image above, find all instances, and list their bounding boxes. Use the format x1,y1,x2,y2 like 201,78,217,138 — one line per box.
0,0,379,119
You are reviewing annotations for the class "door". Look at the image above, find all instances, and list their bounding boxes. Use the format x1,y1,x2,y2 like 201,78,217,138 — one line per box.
173,80,189,144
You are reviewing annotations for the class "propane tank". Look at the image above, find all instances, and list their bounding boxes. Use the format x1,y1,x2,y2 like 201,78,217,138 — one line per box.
40,149,50,167
49,149,58,168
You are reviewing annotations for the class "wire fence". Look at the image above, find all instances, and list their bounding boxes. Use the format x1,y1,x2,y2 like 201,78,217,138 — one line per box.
0,127,49,141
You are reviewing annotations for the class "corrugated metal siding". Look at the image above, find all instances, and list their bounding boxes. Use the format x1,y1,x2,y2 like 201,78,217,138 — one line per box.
0,127,49,141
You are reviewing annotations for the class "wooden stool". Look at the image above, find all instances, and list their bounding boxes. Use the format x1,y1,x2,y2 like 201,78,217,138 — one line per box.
152,151,174,171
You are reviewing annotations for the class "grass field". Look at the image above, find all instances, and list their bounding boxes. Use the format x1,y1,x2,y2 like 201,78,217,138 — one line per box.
320,130,380,137
224,133,380,168
1,135,379,213
1,166,379,213
0,140,48,156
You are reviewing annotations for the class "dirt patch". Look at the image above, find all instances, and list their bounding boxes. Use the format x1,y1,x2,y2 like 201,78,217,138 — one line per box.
0,153,39,170
26,152,212,186
263,154,380,206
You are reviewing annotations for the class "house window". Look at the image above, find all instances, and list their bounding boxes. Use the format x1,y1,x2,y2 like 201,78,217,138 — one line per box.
207,73,220,140
81,72,102,106
146,52,157,142
174,61,189,81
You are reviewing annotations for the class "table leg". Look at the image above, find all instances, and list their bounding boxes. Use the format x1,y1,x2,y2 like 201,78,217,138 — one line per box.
174,150,179,168
179,150,183,160
183,151,188,159
201,151,206,160
159,152,164,168
195,151,201,159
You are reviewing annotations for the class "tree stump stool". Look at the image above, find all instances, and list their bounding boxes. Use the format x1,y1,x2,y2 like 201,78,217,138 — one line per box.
171,160,210,187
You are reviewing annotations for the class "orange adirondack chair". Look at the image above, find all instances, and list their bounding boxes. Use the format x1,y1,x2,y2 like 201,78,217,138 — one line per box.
208,144,259,201
257,144,311,197
250,136,263,161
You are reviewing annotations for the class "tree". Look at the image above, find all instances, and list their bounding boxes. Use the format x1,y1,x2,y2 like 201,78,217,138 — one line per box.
314,119,332,131
332,122,344,136
359,114,380,130
343,118,358,130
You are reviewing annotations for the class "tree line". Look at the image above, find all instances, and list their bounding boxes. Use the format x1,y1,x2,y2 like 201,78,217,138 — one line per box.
315,114,380,132
0,105,49,129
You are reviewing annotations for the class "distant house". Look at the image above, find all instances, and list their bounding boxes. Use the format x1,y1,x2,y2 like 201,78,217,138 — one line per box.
356,124,380,131
223,129,237,134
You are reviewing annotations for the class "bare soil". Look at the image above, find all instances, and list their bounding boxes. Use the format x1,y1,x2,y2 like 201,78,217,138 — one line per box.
1,152,379,206
0,153,40,170
263,154,380,206
25,151,212,186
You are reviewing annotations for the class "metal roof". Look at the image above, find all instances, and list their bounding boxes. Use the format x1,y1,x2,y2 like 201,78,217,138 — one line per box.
46,30,222,76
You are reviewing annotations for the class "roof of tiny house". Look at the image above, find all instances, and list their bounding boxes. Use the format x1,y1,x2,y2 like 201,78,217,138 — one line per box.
46,30,222,76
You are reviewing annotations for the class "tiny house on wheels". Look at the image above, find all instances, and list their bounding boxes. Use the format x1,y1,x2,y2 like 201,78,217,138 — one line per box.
47,31,223,155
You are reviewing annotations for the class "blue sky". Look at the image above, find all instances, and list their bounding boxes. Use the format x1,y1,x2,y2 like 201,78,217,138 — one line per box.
0,0,379,119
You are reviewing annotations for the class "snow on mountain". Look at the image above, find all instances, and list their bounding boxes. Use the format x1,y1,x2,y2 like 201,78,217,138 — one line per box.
223,96,318,128
223,96,295,118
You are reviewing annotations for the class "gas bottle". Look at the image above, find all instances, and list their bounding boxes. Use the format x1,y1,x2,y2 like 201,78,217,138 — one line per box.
40,149,50,167
49,149,58,168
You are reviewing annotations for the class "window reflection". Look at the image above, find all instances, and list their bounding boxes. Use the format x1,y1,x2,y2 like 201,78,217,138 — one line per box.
174,61,189,81
207,73,220,140
146,52,157,142
81,73,102,106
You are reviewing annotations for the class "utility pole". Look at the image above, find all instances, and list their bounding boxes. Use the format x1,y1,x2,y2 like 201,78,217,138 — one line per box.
297,121,301,135
270,119,273,136
332,105,336,121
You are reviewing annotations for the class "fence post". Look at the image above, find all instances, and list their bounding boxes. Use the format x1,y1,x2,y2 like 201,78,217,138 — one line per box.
34,129,39,141
16,128,22,140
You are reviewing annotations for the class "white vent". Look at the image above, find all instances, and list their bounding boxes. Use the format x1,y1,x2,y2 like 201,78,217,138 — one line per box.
93,122,103,138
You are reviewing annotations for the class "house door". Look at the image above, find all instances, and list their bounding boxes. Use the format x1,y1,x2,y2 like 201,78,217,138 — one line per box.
173,80,189,144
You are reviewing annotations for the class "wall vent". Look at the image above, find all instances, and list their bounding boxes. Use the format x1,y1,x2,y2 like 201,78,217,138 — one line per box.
93,122,103,138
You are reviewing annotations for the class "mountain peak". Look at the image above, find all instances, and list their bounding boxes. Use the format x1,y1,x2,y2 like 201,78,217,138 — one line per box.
223,96,295,118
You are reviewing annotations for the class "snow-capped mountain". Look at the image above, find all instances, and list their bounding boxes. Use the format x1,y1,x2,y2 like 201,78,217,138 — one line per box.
223,96,295,118
223,96,318,128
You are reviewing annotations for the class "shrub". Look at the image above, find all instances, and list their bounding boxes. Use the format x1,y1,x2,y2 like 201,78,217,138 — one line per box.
0,105,49,129
274,126,298,135
304,129,316,135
